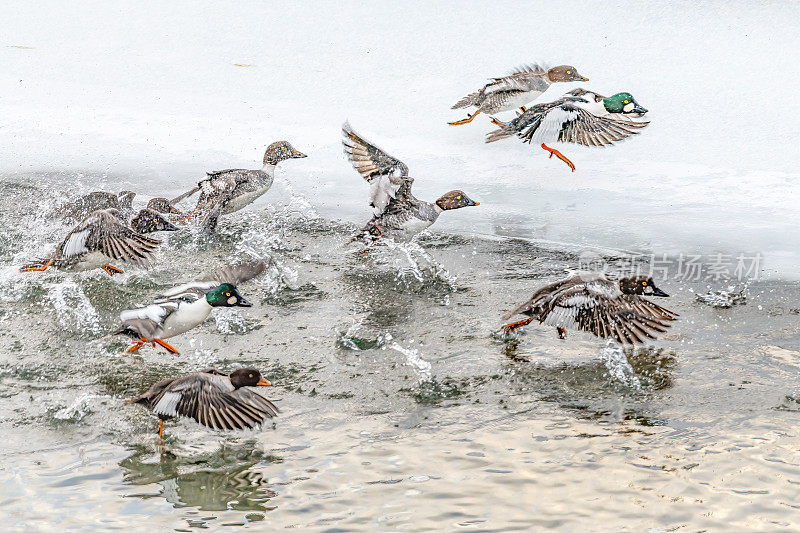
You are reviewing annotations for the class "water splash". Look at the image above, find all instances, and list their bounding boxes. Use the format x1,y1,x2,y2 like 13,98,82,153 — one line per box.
53,393,108,421
600,340,642,390
367,239,457,290
43,278,102,334
389,338,432,383
695,285,747,308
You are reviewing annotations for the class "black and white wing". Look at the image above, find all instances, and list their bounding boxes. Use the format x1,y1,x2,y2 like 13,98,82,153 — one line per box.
56,209,160,266
342,122,412,215
518,105,649,146
544,284,676,344
148,371,279,430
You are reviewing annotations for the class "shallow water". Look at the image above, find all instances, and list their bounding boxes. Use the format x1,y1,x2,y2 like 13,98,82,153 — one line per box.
1,173,799,531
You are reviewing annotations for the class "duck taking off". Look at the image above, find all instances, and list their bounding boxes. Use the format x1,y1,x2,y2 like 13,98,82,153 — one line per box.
342,122,478,243
174,142,306,237
59,190,136,221
114,259,266,354
486,88,649,171
128,368,278,437
450,64,587,125
502,274,678,344
19,208,176,276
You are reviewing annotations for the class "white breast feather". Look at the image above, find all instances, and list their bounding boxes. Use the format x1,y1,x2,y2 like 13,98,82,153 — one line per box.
153,391,182,416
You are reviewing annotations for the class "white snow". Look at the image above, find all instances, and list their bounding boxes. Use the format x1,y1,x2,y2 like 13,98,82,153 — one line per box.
1,1,798,276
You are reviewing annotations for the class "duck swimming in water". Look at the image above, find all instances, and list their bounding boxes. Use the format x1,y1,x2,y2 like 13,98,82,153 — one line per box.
19,208,176,276
174,141,307,236
502,274,678,344
342,122,478,243
450,64,587,126
486,88,649,171
128,368,278,437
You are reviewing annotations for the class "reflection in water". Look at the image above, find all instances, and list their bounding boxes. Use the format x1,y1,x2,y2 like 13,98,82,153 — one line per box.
120,441,281,512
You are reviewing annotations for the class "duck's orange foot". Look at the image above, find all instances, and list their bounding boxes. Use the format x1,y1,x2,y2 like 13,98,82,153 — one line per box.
19,259,54,273
557,326,567,339
448,110,481,126
152,338,180,355
490,117,500,126
101,264,123,276
540,143,576,172
173,209,199,225
158,419,164,439
502,317,534,333
519,106,527,112
125,338,147,353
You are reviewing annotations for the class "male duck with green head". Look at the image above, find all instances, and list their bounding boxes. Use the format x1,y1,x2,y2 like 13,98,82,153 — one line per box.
116,282,252,354
486,88,650,171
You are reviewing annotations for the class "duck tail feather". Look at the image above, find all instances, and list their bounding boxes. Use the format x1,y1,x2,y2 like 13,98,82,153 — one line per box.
485,119,514,143
451,91,483,109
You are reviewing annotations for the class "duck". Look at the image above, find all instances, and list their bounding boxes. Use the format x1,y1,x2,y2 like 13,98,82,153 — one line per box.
128,368,278,438
174,141,307,236
60,190,136,221
19,208,176,276
342,122,478,243
486,88,649,171
449,64,588,126
501,274,678,344
114,259,266,354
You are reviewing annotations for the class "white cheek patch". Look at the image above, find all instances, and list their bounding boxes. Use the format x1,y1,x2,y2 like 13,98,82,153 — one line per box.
623,102,634,112
227,296,237,305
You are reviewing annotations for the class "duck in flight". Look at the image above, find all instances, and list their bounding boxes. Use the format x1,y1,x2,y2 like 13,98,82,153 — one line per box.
342,122,478,243
486,88,649,171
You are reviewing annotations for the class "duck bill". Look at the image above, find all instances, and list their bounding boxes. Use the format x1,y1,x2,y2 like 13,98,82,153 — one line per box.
651,288,669,297
236,297,252,307
468,200,479,206
257,377,272,386
633,104,648,114
163,221,179,232
168,205,182,215
291,149,307,159
579,76,589,81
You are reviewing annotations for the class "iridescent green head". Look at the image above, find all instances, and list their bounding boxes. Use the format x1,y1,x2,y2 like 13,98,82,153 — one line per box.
205,283,252,308
603,92,648,116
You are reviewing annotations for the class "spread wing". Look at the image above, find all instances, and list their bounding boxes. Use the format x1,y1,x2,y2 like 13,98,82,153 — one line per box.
56,209,160,266
197,259,268,286
543,291,677,344
518,105,649,146
342,122,412,215
151,372,279,430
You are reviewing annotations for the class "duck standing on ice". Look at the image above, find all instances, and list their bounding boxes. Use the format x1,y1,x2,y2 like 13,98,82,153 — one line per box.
175,142,307,236
449,64,588,125
486,88,649,171
342,122,479,243
19,208,176,276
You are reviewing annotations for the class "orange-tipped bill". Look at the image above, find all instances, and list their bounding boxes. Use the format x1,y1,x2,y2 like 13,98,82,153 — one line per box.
257,377,272,386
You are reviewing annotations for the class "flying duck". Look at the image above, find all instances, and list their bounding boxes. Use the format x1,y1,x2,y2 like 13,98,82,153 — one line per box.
342,122,478,243
19,208,176,276
450,64,587,125
174,141,307,236
486,88,649,171
502,274,678,344
115,260,266,354
128,368,278,437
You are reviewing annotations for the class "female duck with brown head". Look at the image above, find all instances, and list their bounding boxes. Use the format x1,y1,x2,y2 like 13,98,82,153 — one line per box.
342,122,478,243
450,64,588,125
174,141,307,236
